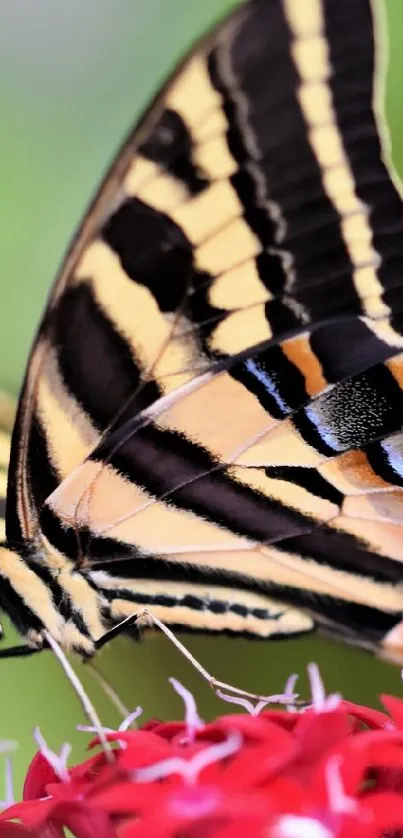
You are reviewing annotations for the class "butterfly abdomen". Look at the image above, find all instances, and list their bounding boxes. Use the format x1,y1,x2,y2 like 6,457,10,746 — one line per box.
0,542,109,654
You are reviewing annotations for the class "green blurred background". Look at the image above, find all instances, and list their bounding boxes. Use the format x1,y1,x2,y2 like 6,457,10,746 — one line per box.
1,0,403,796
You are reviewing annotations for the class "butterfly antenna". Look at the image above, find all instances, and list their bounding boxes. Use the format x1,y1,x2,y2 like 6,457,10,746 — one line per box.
44,631,114,762
85,660,130,720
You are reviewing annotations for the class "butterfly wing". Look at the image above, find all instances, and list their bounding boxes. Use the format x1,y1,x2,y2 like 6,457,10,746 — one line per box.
7,0,403,655
0,394,14,542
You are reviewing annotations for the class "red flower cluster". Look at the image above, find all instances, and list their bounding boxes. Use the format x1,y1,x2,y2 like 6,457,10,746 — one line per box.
2,667,403,838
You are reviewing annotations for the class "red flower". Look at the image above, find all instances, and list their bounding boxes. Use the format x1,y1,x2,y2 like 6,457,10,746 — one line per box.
3,667,403,837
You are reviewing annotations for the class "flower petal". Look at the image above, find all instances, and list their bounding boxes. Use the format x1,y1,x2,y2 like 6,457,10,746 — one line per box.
381,694,403,728
23,754,60,802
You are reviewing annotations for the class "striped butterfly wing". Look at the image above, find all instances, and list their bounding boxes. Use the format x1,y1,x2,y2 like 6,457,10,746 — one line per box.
4,0,403,656
0,394,14,544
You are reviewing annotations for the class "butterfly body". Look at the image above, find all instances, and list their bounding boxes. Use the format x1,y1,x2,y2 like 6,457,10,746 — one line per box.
1,0,403,661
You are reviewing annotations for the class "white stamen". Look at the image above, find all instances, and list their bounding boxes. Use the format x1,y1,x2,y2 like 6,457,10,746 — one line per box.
77,723,129,750
76,707,142,741
273,814,333,838
324,693,342,710
284,673,299,712
33,728,71,783
308,663,326,708
325,755,358,815
3,757,14,807
307,663,341,712
169,678,203,740
134,729,242,785
119,706,143,732
0,742,17,755
77,725,115,735
0,746,18,809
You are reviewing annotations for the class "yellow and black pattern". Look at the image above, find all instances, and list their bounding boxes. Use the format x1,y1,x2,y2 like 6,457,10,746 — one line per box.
1,0,403,659
0,393,14,543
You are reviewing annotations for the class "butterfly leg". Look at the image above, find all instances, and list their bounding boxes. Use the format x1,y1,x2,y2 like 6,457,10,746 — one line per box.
95,608,299,706
0,643,42,659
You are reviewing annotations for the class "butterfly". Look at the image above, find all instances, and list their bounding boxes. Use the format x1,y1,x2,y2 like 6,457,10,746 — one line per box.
0,0,402,664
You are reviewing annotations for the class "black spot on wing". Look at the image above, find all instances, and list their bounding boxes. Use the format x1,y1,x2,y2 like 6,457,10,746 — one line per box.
293,364,403,456
102,197,193,312
309,318,396,383
140,108,209,195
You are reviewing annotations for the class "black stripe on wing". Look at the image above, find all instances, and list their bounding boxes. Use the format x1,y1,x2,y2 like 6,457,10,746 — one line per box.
229,344,308,418
264,465,343,507
323,0,403,300
50,282,161,430
278,526,403,584
84,545,401,648
39,503,139,563
207,0,361,322
88,422,316,543
6,409,59,544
